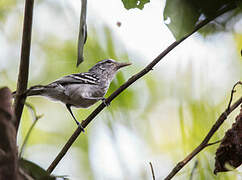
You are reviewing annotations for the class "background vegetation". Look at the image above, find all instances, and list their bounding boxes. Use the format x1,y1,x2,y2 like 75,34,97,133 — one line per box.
0,0,241,179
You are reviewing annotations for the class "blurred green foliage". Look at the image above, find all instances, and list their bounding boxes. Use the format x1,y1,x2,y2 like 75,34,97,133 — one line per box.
164,0,200,40
121,0,150,10
0,0,17,23
17,25,242,180
19,158,57,180
163,0,242,39
18,24,137,179
234,33,242,58
0,0,241,179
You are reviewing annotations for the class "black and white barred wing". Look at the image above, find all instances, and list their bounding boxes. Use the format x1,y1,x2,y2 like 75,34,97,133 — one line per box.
51,73,100,86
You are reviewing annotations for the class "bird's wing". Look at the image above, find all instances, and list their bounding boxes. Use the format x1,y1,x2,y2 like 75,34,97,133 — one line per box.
50,73,100,86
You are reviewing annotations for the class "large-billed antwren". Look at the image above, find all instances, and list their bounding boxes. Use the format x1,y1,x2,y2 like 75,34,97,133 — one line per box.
14,59,131,131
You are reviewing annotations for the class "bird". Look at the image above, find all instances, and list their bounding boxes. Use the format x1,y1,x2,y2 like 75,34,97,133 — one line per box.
15,59,131,131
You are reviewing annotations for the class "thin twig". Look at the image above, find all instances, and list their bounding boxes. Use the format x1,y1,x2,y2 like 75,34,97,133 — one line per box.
205,140,221,147
77,0,87,66
164,91,242,180
149,162,156,180
227,81,242,110
46,3,237,174
19,102,43,157
14,0,34,132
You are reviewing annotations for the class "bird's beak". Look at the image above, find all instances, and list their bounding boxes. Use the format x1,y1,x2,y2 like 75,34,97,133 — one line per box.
117,62,132,69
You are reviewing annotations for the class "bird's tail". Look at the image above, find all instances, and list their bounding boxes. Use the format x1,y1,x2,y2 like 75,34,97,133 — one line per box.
12,85,47,98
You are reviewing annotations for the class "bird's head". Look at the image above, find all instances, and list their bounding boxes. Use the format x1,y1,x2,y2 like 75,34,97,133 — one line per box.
88,59,131,81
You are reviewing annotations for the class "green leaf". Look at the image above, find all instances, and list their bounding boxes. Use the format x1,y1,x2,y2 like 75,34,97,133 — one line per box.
0,0,17,22
19,158,55,180
237,0,242,9
163,0,239,40
163,0,200,40
121,0,150,10
19,158,69,180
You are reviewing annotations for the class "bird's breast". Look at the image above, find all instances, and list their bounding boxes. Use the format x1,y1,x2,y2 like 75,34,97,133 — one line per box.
64,84,107,108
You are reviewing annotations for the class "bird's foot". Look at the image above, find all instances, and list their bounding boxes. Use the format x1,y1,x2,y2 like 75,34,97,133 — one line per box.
101,97,110,106
76,121,85,133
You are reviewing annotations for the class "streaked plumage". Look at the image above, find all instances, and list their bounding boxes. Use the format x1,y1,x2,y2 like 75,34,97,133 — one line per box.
22,59,131,129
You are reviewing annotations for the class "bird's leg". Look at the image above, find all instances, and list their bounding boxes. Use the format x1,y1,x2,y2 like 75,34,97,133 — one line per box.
83,96,110,106
66,104,85,132
100,97,110,106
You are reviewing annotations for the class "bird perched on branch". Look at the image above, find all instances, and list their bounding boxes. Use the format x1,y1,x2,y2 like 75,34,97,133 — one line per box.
14,59,131,131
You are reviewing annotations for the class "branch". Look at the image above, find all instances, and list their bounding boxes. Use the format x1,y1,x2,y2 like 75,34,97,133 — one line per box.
164,82,242,180
227,81,242,110
46,3,237,174
0,87,18,179
149,162,156,180
19,102,43,158
205,140,221,147
13,0,35,131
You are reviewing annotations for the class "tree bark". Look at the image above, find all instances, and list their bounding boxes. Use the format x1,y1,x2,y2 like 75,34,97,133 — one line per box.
0,87,23,180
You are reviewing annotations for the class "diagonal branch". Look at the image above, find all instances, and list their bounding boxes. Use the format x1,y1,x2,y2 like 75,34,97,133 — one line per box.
46,3,237,174
164,81,242,180
14,0,35,132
